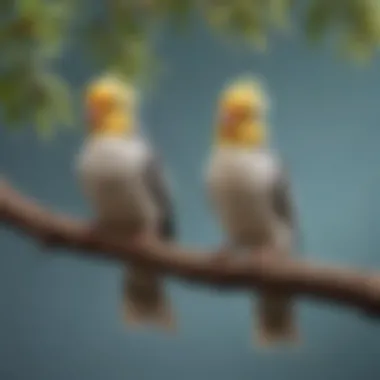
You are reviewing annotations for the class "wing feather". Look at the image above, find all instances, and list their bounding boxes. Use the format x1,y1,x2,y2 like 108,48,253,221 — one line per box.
143,150,176,240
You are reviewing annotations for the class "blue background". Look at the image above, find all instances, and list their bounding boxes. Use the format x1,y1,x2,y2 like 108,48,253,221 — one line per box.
1,14,380,380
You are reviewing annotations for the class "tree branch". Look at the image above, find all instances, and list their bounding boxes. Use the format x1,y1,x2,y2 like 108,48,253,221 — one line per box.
1,179,380,319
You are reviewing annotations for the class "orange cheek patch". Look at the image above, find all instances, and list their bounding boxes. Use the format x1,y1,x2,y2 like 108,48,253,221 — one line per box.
223,122,238,138
220,107,246,138
86,97,113,130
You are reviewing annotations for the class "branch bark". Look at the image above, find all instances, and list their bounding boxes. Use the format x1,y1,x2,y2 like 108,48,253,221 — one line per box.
1,179,380,318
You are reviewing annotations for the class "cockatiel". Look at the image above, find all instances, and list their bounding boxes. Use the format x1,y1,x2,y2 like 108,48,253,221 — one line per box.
205,76,300,346
76,74,176,330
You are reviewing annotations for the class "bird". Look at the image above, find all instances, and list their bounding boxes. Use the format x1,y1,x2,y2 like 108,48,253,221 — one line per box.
76,74,176,330
205,75,300,347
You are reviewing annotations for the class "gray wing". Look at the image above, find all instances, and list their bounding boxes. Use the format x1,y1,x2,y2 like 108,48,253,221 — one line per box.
272,165,295,226
143,151,176,240
271,163,304,255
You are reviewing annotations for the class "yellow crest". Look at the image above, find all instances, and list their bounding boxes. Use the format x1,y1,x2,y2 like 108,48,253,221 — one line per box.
214,74,269,147
85,73,138,109
218,75,268,112
84,74,138,136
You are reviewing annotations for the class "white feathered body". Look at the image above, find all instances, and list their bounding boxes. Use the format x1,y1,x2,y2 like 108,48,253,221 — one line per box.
77,136,159,230
206,146,292,251
207,145,299,344
76,135,176,329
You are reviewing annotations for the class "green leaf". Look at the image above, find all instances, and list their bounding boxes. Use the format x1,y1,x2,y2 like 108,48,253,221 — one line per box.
166,0,193,30
41,72,74,127
2,96,27,126
38,4,74,58
268,0,294,30
205,1,270,49
349,0,380,43
3,0,380,137
205,4,231,29
0,0,12,11
35,106,54,139
15,0,43,16
305,0,334,43
33,71,74,129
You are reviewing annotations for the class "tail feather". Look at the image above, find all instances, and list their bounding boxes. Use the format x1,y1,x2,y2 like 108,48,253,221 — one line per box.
255,290,298,347
123,267,175,331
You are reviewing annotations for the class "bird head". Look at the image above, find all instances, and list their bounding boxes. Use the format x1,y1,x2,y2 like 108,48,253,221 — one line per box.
85,74,138,137
215,76,268,148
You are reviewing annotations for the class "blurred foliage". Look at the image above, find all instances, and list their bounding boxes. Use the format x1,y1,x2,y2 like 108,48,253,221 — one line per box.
0,0,379,135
